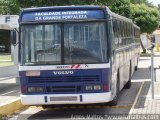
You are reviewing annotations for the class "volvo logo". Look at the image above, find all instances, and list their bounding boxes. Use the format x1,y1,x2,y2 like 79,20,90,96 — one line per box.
53,71,74,75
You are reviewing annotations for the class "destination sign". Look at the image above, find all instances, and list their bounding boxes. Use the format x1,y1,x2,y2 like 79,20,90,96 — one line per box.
21,10,105,22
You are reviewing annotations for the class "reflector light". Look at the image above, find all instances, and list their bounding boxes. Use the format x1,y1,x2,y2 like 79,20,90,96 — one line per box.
103,85,108,91
94,85,102,90
22,85,26,93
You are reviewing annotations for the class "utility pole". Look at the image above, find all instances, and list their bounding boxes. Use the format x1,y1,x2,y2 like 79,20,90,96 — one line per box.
151,45,154,99
147,36,155,99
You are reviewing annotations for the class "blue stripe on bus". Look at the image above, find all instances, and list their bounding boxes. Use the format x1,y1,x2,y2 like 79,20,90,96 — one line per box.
19,68,111,95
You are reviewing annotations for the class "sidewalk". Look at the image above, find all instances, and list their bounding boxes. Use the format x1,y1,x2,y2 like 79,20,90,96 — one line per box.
130,52,160,114
0,76,23,115
0,77,20,106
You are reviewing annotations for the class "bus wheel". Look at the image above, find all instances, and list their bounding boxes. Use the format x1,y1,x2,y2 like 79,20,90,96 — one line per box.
135,66,138,71
124,66,131,89
109,77,119,106
135,57,139,71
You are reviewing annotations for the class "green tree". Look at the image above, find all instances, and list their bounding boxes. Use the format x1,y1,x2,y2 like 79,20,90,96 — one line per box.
107,0,131,18
130,0,154,7
130,0,147,4
16,0,131,18
0,0,131,18
0,0,19,14
131,4,159,33
17,0,91,7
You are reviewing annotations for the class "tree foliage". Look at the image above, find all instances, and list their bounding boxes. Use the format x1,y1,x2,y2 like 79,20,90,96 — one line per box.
0,0,159,33
131,4,159,33
106,0,131,18
0,0,19,14
130,0,148,4
16,0,106,7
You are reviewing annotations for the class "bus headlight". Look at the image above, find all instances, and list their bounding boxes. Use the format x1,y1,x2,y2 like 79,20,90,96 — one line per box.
28,87,43,93
93,85,102,90
28,87,36,92
36,87,43,92
85,85,102,91
85,85,93,90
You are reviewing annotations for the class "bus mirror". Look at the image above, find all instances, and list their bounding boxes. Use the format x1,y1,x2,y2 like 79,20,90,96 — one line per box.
10,30,17,45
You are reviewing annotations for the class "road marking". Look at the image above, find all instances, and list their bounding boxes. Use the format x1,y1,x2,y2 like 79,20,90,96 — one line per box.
1,90,16,96
132,79,150,82
129,81,144,114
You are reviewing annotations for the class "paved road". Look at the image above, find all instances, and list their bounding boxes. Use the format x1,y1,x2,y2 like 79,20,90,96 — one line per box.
8,56,151,120
0,65,18,78
0,77,20,105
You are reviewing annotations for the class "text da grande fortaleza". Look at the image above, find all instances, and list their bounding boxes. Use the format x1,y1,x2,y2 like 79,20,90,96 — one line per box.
35,11,88,20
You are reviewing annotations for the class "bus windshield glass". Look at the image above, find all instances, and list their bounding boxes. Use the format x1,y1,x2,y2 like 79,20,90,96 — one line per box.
21,22,108,65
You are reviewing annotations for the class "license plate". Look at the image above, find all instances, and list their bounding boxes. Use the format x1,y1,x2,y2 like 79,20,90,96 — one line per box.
50,96,78,101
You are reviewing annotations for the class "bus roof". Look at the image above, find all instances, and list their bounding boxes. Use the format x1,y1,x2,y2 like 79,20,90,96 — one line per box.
133,23,140,29
20,5,139,28
19,6,107,22
21,5,105,12
106,8,132,23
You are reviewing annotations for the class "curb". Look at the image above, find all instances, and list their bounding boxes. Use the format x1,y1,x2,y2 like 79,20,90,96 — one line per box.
129,81,144,114
0,98,25,115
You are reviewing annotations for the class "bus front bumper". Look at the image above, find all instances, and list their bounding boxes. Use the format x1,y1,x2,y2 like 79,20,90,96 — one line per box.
21,92,112,105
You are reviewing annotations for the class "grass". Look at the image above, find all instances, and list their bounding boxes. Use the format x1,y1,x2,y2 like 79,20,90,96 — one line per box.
0,55,13,67
140,52,151,57
0,55,11,61
0,114,7,120
0,61,14,67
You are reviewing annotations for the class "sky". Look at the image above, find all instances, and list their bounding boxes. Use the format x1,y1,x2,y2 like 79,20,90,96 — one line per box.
148,0,160,6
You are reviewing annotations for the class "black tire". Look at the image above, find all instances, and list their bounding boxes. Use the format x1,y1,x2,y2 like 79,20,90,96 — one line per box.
135,57,139,71
42,105,55,109
135,66,138,71
124,66,131,89
42,105,50,109
109,75,119,106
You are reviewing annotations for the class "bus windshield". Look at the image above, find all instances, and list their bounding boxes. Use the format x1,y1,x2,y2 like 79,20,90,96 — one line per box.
21,22,108,65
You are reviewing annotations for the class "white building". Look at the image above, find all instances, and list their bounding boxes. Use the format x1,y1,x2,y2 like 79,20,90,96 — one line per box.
153,29,160,44
140,33,150,49
0,15,19,64
0,15,19,30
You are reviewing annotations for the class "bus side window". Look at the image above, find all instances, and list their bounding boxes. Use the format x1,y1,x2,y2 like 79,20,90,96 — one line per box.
113,19,119,48
109,17,115,64
117,20,121,47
